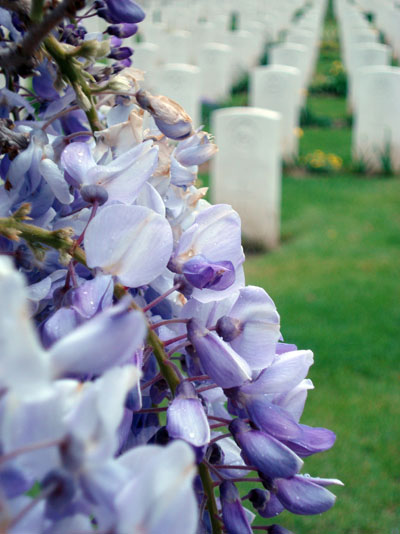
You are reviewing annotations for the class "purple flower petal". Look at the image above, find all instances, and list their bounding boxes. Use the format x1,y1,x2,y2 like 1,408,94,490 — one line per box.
106,0,145,24
243,396,303,442
84,204,173,287
167,397,210,447
242,350,314,396
220,481,253,534
227,286,280,370
89,141,158,204
61,142,96,185
276,475,337,515
229,419,303,480
182,255,235,291
187,319,251,388
49,304,146,376
282,424,336,457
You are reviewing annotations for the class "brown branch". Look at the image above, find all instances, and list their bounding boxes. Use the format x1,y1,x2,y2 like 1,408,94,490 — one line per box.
0,0,31,21
0,0,86,75
0,119,29,158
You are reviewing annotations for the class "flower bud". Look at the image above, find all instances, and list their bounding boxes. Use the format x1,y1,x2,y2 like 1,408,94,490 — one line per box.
108,46,133,61
216,316,242,342
220,481,253,534
81,184,109,205
182,255,235,291
229,419,303,480
41,468,76,516
166,380,210,448
187,319,251,389
105,0,145,24
135,89,193,140
107,23,138,38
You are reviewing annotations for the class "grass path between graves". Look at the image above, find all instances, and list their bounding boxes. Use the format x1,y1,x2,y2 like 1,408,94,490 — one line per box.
245,7,400,533
245,5,400,533
244,175,400,534
202,3,400,532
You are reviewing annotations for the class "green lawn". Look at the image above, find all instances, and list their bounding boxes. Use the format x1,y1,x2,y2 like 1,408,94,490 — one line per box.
243,176,400,533
306,95,348,121
300,126,352,168
202,2,400,532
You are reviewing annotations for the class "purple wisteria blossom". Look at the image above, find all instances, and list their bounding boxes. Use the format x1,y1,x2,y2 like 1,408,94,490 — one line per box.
0,1,341,533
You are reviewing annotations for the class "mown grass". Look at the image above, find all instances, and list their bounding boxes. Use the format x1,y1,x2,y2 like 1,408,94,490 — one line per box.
203,1,400,531
300,126,352,168
243,176,400,533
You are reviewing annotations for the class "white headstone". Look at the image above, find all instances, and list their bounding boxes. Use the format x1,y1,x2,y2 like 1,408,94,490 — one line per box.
199,43,233,102
353,66,400,171
211,107,282,249
348,43,391,108
229,30,257,81
155,63,201,129
270,42,309,89
165,30,193,64
250,65,302,161
132,42,160,92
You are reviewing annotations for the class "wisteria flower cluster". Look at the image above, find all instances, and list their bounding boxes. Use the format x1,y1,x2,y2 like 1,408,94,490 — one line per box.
0,1,342,533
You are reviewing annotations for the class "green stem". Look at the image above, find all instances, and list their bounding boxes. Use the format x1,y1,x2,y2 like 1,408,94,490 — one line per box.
44,35,102,132
198,463,222,534
30,0,44,23
147,329,180,395
0,217,86,265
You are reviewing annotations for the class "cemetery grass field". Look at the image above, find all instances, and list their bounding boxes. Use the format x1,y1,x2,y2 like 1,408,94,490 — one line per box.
244,175,400,533
198,4,400,531
199,170,400,533
198,10,400,530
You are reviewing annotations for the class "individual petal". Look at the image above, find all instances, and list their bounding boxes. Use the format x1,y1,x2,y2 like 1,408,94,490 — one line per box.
7,496,45,534
274,379,314,422
88,141,158,204
41,307,80,348
220,481,253,534
243,396,303,442
65,274,114,319
1,388,65,480
276,475,337,515
187,319,251,388
166,382,210,448
175,137,218,167
135,181,166,217
115,441,198,534
66,365,141,462
282,424,336,457
61,142,97,185
106,0,146,24
84,204,173,287
7,140,35,189
39,159,73,204
172,204,244,272
227,286,280,370
248,489,284,518
170,156,197,188
182,255,235,291
229,419,303,480
0,465,32,498
49,304,146,376
241,350,314,396
0,257,50,394
299,475,344,488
